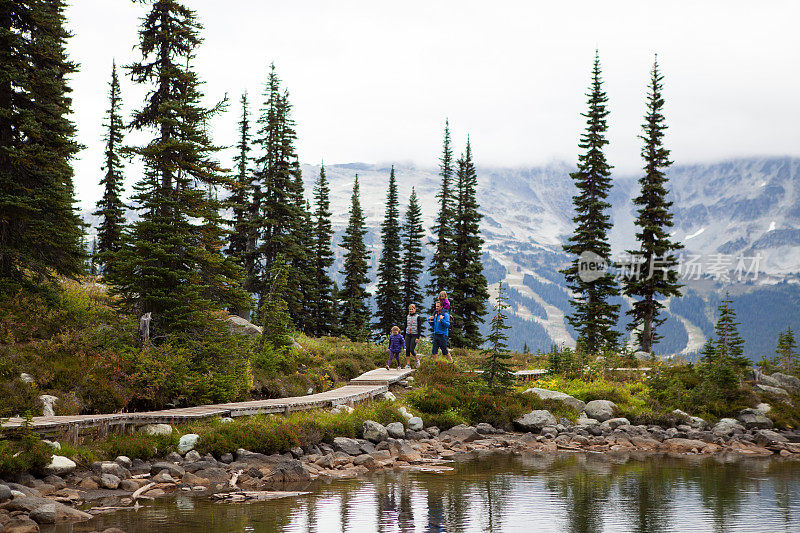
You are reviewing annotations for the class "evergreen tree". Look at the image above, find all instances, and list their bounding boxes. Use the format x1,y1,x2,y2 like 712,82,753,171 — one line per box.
310,164,336,336
560,52,621,354
401,187,425,310
339,175,371,341
622,57,683,353
375,165,403,335
111,0,247,333
227,92,252,267
0,0,84,290
479,282,514,390
523,342,530,355
427,119,455,307
699,295,748,397
287,152,315,332
775,328,798,374
450,138,488,348
252,67,306,319
93,61,126,271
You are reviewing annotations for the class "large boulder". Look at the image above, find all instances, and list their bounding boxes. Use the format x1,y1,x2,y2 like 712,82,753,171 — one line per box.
225,314,262,337
178,433,200,454
30,503,57,524
771,373,800,393
584,400,617,422
333,437,363,456
671,409,708,429
362,421,388,443
408,417,424,431
524,388,585,412
737,408,774,430
514,410,557,432
0,484,12,503
712,418,744,437
440,425,481,443
140,423,173,436
1,496,92,521
43,455,76,476
386,422,405,439
39,394,58,417
754,429,788,446
753,384,790,399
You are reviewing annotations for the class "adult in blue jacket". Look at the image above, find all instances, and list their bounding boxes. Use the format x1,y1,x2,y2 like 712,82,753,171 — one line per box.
428,300,453,362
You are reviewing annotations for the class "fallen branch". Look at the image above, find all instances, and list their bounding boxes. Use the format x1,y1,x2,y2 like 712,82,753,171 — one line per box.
210,491,310,503
131,482,156,500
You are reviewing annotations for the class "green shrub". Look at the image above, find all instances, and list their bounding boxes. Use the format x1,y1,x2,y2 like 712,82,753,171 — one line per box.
0,423,53,478
101,432,180,461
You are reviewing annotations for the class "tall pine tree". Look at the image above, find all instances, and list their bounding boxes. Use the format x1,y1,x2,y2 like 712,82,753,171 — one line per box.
310,164,336,336
450,138,488,348
561,52,621,355
94,61,126,273
111,0,246,333
427,119,455,307
252,67,306,320
401,187,425,310
374,165,403,335
0,0,84,290
339,175,370,341
622,57,683,353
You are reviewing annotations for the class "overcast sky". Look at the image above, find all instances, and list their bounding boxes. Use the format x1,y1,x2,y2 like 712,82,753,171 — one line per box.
66,1,800,210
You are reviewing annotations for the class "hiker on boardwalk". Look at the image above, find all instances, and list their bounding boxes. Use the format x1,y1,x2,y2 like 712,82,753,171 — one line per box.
429,300,452,362
404,303,426,369
386,325,406,370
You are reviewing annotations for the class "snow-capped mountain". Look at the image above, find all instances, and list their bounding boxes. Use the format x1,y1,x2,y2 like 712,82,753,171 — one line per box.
302,156,800,360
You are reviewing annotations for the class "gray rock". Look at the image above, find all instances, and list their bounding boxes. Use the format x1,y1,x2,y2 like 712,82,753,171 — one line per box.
19,372,35,384
754,429,788,446
601,417,630,430
408,416,424,431
671,409,708,429
30,503,58,524
440,425,481,443
220,453,234,464
712,418,744,437
140,423,173,436
38,394,58,417
541,426,559,439
386,422,405,439
100,462,130,479
4,516,41,532
178,433,200,454
1,496,92,521
756,403,772,414
771,372,800,393
0,483,11,503
359,440,376,454
475,422,496,434
114,456,132,469
333,437,363,456
753,383,790,399
634,351,653,361
383,391,397,402
426,426,440,437
43,455,76,476
150,462,185,478
514,410,557,432
524,387,586,412
99,473,121,489
362,420,388,443
184,450,201,462
584,400,618,422
290,446,304,458
737,408,774,430
225,314,262,337
576,413,599,427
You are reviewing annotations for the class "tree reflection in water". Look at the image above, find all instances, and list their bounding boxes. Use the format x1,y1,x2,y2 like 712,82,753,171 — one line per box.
69,452,800,533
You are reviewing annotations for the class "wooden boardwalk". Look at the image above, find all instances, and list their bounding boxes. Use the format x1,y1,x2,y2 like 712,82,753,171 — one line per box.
0,367,415,438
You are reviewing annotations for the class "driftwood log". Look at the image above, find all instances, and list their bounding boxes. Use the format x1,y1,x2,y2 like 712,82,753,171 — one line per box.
210,491,310,503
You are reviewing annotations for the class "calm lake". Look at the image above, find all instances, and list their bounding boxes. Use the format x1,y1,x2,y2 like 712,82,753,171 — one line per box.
58,451,800,533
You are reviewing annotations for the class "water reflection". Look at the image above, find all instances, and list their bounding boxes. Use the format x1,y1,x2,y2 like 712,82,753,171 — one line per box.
64,452,800,533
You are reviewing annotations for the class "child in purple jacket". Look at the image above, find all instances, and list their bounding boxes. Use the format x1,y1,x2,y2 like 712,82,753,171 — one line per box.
386,326,406,369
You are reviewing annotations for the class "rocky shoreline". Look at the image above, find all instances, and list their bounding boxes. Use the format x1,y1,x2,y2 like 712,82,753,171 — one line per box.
2,411,800,533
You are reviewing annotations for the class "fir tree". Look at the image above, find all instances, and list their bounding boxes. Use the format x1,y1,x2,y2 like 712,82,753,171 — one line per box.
775,328,798,374
339,175,371,341
111,0,247,333
561,52,621,355
287,153,315,332
523,342,530,355
450,138,488,348
699,295,748,398
401,187,425,310
375,165,403,335
252,67,306,319
310,164,336,336
479,282,514,390
0,0,84,290
227,92,252,268
93,61,126,272
427,119,455,307
622,57,683,353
